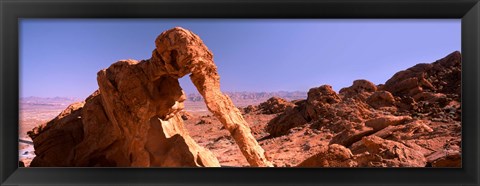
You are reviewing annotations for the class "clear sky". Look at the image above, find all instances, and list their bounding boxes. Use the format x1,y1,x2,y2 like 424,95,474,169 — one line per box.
20,19,460,99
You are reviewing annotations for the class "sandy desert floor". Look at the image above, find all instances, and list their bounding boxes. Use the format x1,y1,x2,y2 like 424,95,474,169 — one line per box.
183,110,329,167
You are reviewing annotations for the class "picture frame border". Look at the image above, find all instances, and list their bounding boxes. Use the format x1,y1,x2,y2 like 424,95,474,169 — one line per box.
1,0,479,185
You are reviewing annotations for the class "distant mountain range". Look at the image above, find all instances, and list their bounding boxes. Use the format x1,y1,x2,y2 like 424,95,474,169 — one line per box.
20,96,82,107
21,91,307,108
186,91,307,103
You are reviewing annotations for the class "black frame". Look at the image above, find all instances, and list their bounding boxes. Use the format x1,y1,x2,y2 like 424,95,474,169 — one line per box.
1,0,479,185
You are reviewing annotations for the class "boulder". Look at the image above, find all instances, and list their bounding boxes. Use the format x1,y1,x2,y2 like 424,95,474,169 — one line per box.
340,79,377,94
265,107,308,137
426,150,461,167
258,97,295,114
366,91,396,109
305,85,341,121
355,136,427,167
329,115,411,148
242,105,257,114
307,85,341,106
364,115,412,131
329,126,375,147
370,120,433,141
297,144,357,167
339,79,377,101
383,51,461,97
28,102,85,167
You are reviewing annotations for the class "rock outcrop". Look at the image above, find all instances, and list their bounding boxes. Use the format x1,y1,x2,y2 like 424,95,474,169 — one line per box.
355,136,427,167
258,97,295,114
241,97,295,115
298,136,427,167
366,91,396,109
28,27,272,167
383,51,461,97
28,102,86,166
329,126,375,147
267,52,460,139
266,84,373,137
364,115,412,131
26,29,461,168
265,51,461,167
339,79,377,101
297,144,357,167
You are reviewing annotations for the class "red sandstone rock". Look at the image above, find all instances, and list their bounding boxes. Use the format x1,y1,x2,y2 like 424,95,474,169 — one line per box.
28,31,461,168
305,85,341,120
242,105,257,114
29,27,272,167
29,102,85,166
384,51,461,97
270,52,461,167
258,97,295,114
265,107,308,137
328,115,411,148
370,120,433,140
364,115,412,131
297,144,357,167
356,136,427,167
339,79,377,101
426,150,461,167
366,91,396,109
329,126,375,147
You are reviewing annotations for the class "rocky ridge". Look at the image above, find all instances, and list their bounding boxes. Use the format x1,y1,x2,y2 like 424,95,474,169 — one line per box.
260,51,461,167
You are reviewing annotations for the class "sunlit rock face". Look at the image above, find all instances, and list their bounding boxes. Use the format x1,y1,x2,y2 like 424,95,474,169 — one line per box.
27,28,462,168
260,51,461,168
29,27,272,167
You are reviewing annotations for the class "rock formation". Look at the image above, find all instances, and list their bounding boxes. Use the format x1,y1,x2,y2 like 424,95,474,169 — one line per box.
26,29,461,168
259,51,461,167
426,149,461,167
355,136,427,167
366,91,396,109
28,27,272,167
241,97,295,115
298,136,427,167
339,79,377,101
258,97,295,114
297,144,357,167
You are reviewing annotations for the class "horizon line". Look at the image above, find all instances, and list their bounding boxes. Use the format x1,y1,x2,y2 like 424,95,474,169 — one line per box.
20,90,311,99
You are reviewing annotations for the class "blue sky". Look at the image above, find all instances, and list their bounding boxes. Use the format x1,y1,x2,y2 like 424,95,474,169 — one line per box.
20,19,460,98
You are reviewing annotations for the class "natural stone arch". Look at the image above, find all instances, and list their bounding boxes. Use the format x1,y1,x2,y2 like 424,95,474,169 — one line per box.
29,27,272,167
142,27,273,167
